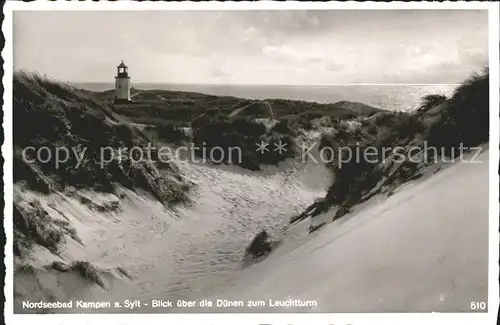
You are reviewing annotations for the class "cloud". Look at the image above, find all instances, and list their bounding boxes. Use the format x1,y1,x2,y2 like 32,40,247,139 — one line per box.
13,10,489,85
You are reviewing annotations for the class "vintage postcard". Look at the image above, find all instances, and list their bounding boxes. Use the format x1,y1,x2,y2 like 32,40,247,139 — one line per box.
3,1,499,325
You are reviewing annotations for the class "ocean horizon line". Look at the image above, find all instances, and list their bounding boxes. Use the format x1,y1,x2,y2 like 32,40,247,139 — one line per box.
75,82,461,87
72,81,459,111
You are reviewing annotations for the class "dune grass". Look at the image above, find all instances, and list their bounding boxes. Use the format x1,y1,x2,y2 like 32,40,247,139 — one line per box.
14,71,191,206
70,261,106,288
298,68,490,224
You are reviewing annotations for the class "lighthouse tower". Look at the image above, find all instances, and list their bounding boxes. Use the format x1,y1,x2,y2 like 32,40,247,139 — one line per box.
114,60,131,103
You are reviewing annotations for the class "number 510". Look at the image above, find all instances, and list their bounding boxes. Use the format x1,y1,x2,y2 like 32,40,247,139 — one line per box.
470,301,487,310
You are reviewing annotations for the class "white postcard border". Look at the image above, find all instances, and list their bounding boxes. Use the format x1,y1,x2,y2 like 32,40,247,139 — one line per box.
3,2,499,325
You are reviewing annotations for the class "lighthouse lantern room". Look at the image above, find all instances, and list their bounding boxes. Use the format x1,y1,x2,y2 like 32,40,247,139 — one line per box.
114,60,131,103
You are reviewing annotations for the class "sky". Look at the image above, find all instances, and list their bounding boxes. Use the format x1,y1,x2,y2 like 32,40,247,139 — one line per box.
14,10,489,85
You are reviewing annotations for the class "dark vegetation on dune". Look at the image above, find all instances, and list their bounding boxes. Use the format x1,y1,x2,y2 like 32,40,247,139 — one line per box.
99,89,381,128
17,260,106,289
424,70,489,151
97,87,383,170
293,69,490,225
191,115,296,170
13,200,76,257
14,72,190,204
51,261,106,288
13,72,191,256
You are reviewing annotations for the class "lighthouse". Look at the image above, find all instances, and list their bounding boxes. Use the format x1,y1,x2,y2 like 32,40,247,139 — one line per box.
114,60,131,103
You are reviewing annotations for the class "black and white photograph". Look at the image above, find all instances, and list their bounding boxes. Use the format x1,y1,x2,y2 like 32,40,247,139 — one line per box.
4,2,498,323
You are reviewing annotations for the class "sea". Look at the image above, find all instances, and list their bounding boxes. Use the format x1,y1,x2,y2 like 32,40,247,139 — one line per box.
76,82,458,112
